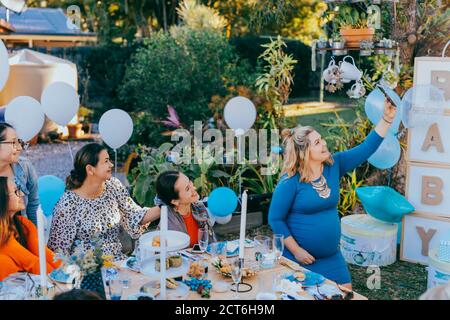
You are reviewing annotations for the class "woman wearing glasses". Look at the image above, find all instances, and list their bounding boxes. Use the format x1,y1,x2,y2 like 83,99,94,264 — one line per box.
268,100,397,290
48,143,161,261
0,123,39,225
0,176,61,281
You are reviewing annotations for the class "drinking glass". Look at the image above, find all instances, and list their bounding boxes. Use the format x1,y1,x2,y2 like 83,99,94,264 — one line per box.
198,228,209,253
273,234,285,265
256,273,278,300
109,279,123,300
209,242,220,260
254,235,271,268
230,258,242,300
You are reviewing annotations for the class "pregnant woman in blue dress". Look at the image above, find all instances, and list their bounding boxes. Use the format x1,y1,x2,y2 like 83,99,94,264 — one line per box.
269,100,397,289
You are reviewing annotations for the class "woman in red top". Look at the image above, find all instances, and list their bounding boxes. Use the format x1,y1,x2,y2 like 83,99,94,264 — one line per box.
155,171,217,247
0,176,60,281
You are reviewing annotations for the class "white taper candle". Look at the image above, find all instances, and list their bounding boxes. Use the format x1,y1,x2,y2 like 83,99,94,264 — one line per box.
160,205,168,300
37,206,47,294
239,190,248,259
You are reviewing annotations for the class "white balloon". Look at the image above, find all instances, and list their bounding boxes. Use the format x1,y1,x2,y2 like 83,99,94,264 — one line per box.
41,82,80,126
5,96,45,141
215,214,233,225
224,96,256,134
99,109,134,149
0,39,10,92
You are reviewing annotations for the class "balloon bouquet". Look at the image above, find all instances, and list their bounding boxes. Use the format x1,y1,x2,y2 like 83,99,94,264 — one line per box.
206,96,257,224
359,84,445,242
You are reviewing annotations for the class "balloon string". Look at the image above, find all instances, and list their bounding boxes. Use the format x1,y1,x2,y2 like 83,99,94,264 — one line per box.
114,149,118,178
67,141,74,164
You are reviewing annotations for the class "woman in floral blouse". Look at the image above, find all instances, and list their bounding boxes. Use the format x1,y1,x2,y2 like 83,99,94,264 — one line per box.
48,143,161,261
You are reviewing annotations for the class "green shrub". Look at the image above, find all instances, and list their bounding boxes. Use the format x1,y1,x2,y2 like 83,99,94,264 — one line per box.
119,28,255,128
79,44,143,121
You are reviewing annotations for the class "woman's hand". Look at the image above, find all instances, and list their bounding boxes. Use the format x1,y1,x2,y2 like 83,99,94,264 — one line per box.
294,247,316,265
375,99,398,138
383,99,397,123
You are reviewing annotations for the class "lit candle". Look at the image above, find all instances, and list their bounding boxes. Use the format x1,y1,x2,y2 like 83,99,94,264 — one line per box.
36,206,47,295
239,190,248,259
160,205,168,300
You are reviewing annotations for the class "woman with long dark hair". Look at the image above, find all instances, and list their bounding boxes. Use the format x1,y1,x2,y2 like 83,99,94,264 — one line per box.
155,170,216,247
48,143,161,260
0,123,39,225
0,176,60,281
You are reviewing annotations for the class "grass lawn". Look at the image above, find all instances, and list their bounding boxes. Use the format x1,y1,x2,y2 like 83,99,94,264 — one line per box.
220,225,428,300
349,254,428,300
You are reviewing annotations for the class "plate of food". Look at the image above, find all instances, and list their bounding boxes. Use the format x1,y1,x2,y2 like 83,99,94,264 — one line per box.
284,270,326,287
139,231,190,256
139,279,190,300
140,254,189,278
210,256,258,279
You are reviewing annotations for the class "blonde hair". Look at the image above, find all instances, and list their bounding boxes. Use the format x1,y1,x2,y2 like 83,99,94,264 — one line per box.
281,126,334,182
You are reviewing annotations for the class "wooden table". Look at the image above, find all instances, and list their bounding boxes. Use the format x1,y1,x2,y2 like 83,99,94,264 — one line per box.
96,247,367,301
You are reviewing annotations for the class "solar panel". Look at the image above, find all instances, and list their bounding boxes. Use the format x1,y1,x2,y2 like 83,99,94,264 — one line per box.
0,7,93,36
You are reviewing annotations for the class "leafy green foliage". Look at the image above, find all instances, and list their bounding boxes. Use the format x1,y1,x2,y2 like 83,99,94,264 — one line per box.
119,28,252,127
255,36,298,129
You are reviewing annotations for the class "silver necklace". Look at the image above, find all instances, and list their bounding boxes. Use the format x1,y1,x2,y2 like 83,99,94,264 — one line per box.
311,175,331,199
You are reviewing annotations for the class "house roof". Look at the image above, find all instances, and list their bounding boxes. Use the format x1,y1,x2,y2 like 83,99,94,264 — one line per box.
0,7,95,36
0,7,97,48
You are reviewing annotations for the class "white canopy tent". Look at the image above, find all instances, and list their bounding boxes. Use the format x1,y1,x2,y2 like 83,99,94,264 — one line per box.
0,49,78,134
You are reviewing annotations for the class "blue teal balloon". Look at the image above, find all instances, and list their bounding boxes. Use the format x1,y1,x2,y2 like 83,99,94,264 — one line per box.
38,175,65,217
356,186,414,223
368,133,401,169
207,187,238,217
364,88,402,134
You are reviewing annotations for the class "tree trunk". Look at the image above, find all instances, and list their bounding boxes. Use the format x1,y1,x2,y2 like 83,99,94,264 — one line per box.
391,0,417,67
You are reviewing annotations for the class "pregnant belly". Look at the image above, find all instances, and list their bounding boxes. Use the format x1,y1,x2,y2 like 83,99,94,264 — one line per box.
287,209,341,259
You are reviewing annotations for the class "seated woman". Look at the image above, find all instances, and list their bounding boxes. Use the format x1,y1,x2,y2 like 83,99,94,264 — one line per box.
155,170,217,247
48,143,161,261
268,100,397,289
0,176,60,281
0,123,39,225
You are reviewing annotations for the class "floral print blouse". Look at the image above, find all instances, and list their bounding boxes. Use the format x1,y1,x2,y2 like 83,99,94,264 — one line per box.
48,178,149,261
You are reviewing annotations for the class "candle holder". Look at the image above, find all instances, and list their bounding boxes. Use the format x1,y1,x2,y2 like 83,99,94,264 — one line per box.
230,281,253,293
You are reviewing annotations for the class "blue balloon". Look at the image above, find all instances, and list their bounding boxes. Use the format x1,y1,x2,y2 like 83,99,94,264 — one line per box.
368,133,401,169
207,187,238,217
271,146,283,154
38,175,65,217
356,186,414,223
365,87,402,134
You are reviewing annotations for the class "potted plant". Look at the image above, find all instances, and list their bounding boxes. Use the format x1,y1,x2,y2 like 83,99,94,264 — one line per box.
67,123,83,139
331,34,347,56
78,106,94,136
359,40,373,56
334,5,375,48
317,36,328,50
